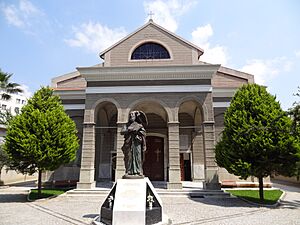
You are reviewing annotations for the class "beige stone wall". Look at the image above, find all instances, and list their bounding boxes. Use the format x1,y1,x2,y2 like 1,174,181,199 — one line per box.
57,76,86,89
274,175,300,184
0,167,37,184
107,24,197,67
219,168,270,183
212,72,248,88
214,107,226,142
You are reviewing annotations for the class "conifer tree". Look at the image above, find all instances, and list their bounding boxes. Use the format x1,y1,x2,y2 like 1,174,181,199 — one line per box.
4,87,79,196
215,84,300,202
288,87,300,180
0,146,8,185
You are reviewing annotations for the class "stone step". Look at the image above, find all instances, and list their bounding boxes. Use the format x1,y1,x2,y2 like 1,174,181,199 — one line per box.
66,188,231,198
66,189,110,196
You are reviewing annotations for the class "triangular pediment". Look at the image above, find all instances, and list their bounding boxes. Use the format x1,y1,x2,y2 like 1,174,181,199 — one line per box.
99,20,204,66
100,20,203,59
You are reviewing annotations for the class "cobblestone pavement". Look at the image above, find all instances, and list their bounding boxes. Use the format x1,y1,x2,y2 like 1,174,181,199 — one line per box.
0,181,299,225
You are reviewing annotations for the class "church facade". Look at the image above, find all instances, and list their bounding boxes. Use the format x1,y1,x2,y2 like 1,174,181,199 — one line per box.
51,20,254,189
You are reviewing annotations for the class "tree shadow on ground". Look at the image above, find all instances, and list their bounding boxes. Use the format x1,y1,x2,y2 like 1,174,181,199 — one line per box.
189,194,300,210
0,193,27,203
271,179,300,193
279,199,300,209
188,196,260,208
83,214,98,219
9,180,36,187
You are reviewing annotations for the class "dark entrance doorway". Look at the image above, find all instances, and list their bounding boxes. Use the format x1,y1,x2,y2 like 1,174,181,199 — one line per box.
180,153,192,181
143,136,164,181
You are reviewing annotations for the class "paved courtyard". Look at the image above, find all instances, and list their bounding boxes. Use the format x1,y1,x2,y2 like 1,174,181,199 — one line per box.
0,181,299,225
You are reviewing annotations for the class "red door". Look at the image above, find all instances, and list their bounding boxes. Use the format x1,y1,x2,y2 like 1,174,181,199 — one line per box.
143,136,164,181
180,153,184,181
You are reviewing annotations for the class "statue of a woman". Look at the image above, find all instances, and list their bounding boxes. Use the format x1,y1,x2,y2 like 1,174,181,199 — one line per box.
121,111,147,177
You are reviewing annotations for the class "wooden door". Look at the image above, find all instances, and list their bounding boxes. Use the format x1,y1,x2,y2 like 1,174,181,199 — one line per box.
143,136,164,181
180,153,192,181
180,154,184,181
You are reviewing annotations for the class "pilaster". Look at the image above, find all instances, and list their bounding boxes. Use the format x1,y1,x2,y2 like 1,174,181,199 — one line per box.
203,121,221,190
192,129,205,181
115,122,126,180
167,121,182,189
77,122,96,189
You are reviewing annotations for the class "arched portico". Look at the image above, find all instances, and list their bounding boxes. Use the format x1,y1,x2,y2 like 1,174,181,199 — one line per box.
177,99,205,182
94,101,118,181
77,100,120,189
176,96,220,188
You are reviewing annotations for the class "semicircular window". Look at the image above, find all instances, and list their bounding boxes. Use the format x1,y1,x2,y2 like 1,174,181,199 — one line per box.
131,42,170,60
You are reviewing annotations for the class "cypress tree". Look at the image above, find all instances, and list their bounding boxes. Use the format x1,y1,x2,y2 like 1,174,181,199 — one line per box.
215,84,300,202
4,87,79,196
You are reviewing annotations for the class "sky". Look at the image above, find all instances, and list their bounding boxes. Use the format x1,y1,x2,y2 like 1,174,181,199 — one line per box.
0,0,299,110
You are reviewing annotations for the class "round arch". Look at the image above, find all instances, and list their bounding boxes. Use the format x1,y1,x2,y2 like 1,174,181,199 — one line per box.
125,97,172,122
174,95,208,122
90,98,121,123
128,39,173,61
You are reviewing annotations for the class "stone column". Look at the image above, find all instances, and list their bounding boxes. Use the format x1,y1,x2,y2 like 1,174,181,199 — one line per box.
167,121,182,189
115,122,126,180
203,121,221,189
77,122,96,189
192,129,205,181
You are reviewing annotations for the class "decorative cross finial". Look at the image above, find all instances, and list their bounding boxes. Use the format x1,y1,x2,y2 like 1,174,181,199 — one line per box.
148,11,154,21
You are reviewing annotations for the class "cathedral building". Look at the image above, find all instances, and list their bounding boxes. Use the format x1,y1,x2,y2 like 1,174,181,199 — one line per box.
50,20,254,189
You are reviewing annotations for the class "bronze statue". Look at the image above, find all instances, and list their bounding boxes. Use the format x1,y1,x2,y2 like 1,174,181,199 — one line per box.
121,111,147,177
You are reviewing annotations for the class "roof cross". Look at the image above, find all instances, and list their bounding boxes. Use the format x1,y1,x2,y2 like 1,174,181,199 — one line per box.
148,11,154,20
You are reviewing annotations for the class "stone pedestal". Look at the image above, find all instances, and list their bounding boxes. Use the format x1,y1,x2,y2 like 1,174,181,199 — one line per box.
113,179,146,225
99,178,167,225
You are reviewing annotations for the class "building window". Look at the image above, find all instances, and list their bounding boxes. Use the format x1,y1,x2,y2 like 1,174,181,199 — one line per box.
1,104,6,110
15,107,20,114
22,100,26,104
131,42,170,60
16,98,21,104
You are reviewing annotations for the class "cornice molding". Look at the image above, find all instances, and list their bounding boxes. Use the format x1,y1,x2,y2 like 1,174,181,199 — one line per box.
77,65,220,82
86,85,212,94
213,102,230,108
54,90,85,99
212,88,237,98
63,104,85,110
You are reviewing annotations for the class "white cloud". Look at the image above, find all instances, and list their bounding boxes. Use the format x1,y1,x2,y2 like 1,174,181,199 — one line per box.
143,0,196,32
201,45,229,65
19,0,40,15
1,0,43,28
191,24,213,46
191,24,229,65
65,22,128,53
2,4,24,27
240,57,293,85
295,50,300,58
20,84,32,98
